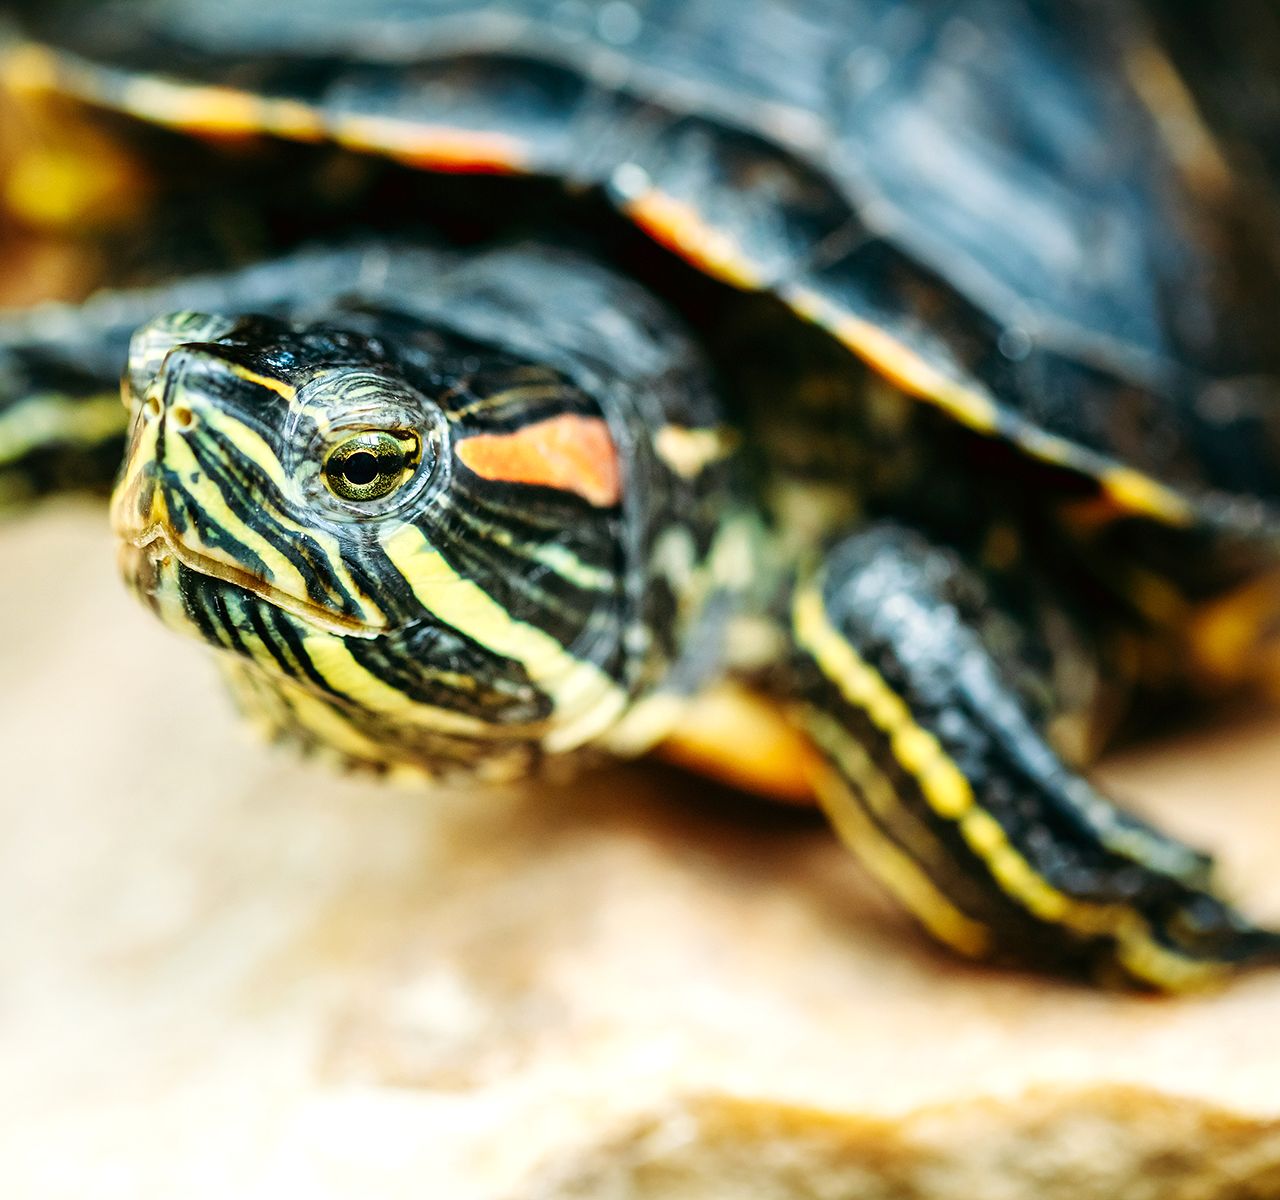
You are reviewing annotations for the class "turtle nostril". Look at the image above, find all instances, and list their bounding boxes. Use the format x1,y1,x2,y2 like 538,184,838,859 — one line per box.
144,394,163,420
171,405,196,431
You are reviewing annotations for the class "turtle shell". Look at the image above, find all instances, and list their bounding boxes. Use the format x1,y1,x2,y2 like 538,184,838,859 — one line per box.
7,0,1280,532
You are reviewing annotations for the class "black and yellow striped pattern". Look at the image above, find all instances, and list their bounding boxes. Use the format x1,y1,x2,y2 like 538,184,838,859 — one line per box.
114,324,620,776
0,325,131,508
106,244,755,782
790,526,1280,990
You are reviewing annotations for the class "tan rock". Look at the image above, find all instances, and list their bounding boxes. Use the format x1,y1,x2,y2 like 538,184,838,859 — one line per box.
1,503,1279,1199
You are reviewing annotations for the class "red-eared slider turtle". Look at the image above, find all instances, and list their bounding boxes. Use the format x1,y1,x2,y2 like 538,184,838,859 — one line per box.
2,0,1280,990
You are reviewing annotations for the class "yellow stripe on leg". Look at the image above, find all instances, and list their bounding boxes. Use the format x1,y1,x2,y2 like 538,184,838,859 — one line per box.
792,575,1227,989
805,708,992,958
810,766,992,958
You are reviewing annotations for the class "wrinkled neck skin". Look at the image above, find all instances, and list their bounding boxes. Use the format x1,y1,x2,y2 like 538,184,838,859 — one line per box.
111,245,776,783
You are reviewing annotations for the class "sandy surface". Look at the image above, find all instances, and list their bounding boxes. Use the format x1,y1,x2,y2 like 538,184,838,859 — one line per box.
1,503,1278,1198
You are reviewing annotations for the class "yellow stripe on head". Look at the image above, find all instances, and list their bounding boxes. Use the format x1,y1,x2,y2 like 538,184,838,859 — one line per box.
225,363,298,403
163,431,311,586
298,634,503,738
380,522,629,751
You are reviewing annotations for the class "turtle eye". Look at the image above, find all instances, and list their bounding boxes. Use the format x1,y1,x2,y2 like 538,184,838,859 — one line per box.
323,430,420,502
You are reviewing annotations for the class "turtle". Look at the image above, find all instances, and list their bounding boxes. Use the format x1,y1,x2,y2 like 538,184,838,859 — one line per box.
2,0,1280,992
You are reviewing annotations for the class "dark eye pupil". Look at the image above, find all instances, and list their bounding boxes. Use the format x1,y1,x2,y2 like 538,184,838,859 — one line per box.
341,451,380,486
324,430,420,503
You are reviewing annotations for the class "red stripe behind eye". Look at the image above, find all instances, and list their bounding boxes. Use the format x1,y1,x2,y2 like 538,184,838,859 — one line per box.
456,414,621,506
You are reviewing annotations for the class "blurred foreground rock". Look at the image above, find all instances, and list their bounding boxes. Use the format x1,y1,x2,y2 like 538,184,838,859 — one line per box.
1,504,1279,1199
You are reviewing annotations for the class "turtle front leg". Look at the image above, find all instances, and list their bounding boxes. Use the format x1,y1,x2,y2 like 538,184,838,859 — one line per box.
0,308,131,510
0,250,327,512
786,522,1280,990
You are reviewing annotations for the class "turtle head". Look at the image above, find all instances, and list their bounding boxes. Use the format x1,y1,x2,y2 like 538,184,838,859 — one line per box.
111,308,634,779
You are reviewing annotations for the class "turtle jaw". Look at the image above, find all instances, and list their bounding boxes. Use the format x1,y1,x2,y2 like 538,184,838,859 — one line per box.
116,521,383,640
109,434,388,643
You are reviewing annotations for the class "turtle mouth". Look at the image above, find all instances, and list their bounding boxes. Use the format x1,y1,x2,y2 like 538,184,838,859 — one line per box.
120,523,384,638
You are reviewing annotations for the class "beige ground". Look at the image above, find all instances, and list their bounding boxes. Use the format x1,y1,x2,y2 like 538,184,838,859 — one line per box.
1,502,1279,1199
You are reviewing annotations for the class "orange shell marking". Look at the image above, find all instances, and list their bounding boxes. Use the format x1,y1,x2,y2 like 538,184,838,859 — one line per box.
121,80,527,172
785,285,1002,435
333,115,525,174
6,45,526,172
624,189,766,290
456,414,622,506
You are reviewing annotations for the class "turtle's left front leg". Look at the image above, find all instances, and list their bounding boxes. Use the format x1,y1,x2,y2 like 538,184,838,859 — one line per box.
0,303,132,511
786,522,1280,989
0,259,286,512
